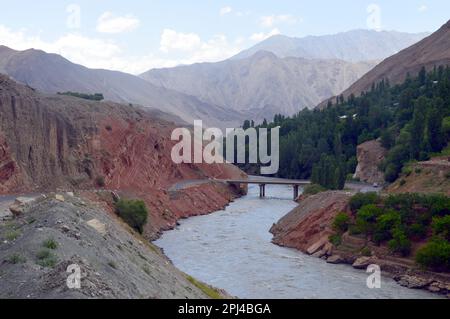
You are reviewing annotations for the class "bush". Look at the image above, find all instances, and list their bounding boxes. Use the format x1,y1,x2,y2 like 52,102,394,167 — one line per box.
329,234,342,246
42,238,58,250
402,166,413,177
302,184,327,196
356,204,383,235
427,194,450,216
407,223,428,240
95,176,105,187
36,249,58,268
349,192,379,211
416,238,450,272
333,213,350,233
388,228,411,257
7,254,26,264
373,210,400,244
115,199,148,234
432,215,450,240
360,246,372,257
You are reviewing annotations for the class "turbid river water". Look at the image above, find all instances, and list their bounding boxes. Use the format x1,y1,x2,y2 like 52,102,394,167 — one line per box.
155,185,439,299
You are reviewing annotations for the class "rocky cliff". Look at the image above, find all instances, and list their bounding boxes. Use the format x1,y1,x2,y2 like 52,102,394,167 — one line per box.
0,74,245,239
353,140,387,184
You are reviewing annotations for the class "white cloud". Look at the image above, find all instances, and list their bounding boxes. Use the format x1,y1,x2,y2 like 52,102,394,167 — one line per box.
249,28,280,42
418,5,428,12
260,15,297,28
160,29,202,53
96,12,140,34
0,24,244,74
220,6,232,16
159,29,242,64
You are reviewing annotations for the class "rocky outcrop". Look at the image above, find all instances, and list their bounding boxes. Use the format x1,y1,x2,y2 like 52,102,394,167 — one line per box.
0,74,245,239
0,195,224,298
353,140,387,184
270,191,352,253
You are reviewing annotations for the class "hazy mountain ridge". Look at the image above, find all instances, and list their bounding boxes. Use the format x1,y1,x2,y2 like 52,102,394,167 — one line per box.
319,20,450,107
0,45,242,128
233,30,429,62
141,51,377,119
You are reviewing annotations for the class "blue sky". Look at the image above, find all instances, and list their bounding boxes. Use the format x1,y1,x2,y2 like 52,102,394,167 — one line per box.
0,0,449,74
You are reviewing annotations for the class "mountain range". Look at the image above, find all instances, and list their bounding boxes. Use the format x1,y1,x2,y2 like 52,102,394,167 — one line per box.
320,20,450,107
232,30,429,62
0,29,430,127
141,51,376,119
0,45,242,129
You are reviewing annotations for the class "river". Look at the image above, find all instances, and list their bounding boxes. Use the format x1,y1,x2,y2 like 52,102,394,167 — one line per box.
155,185,439,299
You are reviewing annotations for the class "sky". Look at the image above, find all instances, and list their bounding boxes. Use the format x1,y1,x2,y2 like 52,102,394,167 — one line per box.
0,0,449,74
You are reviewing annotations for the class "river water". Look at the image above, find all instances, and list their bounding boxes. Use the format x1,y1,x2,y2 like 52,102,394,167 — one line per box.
155,185,439,299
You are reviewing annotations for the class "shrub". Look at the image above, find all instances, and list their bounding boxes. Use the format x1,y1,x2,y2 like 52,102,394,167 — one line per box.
36,249,58,268
42,238,58,250
303,184,326,196
349,192,379,211
5,230,20,241
399,179,406,186
7,254,26,264
329,234,342,246
407,223,428,240
95,176,105,187
427,194,450,216
333,213,350,233
356,204,383,235
416,238,450,272
388,228,411,257
402,166,413,177
360,247,372,257
373,210,400,244
432,215,450,241
115,199,148,234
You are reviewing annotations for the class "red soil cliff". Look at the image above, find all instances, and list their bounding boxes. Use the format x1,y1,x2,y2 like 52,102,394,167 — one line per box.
0,74,246,238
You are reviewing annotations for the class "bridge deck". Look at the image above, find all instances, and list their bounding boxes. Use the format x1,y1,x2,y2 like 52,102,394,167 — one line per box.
220,175,311,186
217,175,310,200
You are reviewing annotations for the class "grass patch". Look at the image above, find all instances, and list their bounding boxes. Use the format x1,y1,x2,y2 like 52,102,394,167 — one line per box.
5,230,21,241
36,249,58,268
185,275,223,299
7,254,26,264
42,238,58,250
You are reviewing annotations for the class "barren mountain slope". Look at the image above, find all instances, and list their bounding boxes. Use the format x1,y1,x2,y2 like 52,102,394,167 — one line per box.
321,20,450,105
0,46,242,128
141,51,376,119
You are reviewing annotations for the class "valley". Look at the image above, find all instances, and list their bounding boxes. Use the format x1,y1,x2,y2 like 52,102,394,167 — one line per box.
0,5,449,302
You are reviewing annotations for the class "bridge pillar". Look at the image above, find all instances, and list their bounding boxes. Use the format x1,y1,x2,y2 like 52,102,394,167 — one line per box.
293,185,299,200
259,184,266,198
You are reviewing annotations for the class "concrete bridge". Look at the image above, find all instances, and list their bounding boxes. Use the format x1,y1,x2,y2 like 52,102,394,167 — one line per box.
218,175,311,200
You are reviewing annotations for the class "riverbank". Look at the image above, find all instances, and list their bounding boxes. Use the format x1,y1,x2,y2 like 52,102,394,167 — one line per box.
270,190,450,297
